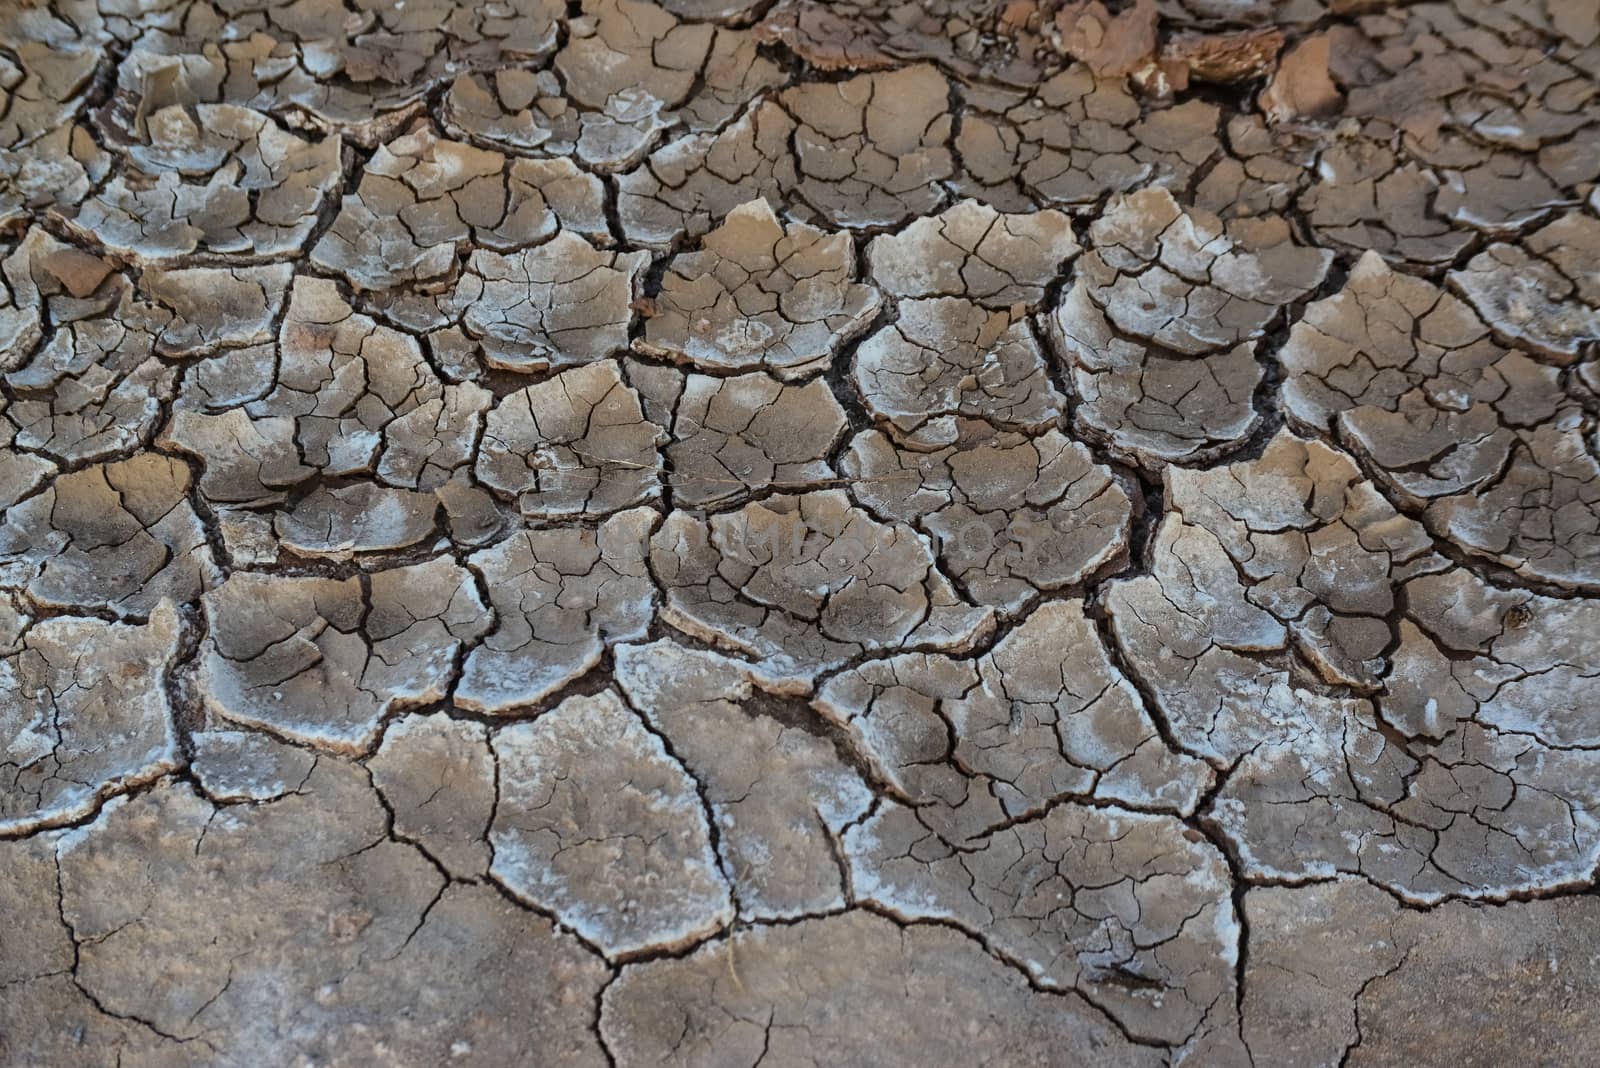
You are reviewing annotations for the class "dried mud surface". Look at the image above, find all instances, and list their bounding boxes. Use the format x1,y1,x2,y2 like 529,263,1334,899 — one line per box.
3,0,1600,1065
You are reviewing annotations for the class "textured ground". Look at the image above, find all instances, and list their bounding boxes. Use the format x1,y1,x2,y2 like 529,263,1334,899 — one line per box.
2,0,1599,1064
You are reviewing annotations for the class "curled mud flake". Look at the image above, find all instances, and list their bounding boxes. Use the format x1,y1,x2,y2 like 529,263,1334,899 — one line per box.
633,364,849,508
845,799,1239,1047
1103,431,1441,756
105,0,566,146
158,407,314,508
138,262,294,358
1048,189,1330,467
1300,150,1475,269
447,235,650,373
753,1,898,71
1293,6,1588,253
166,276,473,503
1281,252,1600,588
1193,113,1318,220
553,0,715,169
4,265,176,465
310,125,572,291
441,70,561,155
0,8,104,228
476,360,662,519
1163,430,1439,691
852,298,1065,450
0,121,104,232
1080,186,1331,355
1048,280,1261,469
56,104,343,263
490,689,733,958
816,599,1211,831
370,712,496,879
600,912,1164,1067
1527,212,1600,308
635,198,881,380
273,483,440,560
48,761,608,1064
198,558,489,754
376,380,494,492
0,602,182,836
652,489,994,687
659,0,767,19
955,69,1221,212
781,65,955,229
1104,519,1293,763
866,199,1080,309
491,0,786,172
0,454,219,619
189,729,318,803
1106,433,1600,901
1435,156,1570,237
617,99,798,249
0,12,100,152
615,640,874,919
843,424,1132,614
0,396,56,511
0,229,125,359
443,67,701,173
456,508,657,714
1448,238,1600,362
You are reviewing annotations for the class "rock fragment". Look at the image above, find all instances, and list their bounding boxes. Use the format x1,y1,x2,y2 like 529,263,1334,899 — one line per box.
1260,34,1343,122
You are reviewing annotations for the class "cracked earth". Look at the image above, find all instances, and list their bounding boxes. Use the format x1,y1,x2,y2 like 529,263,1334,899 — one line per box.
2,0,1599,1064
